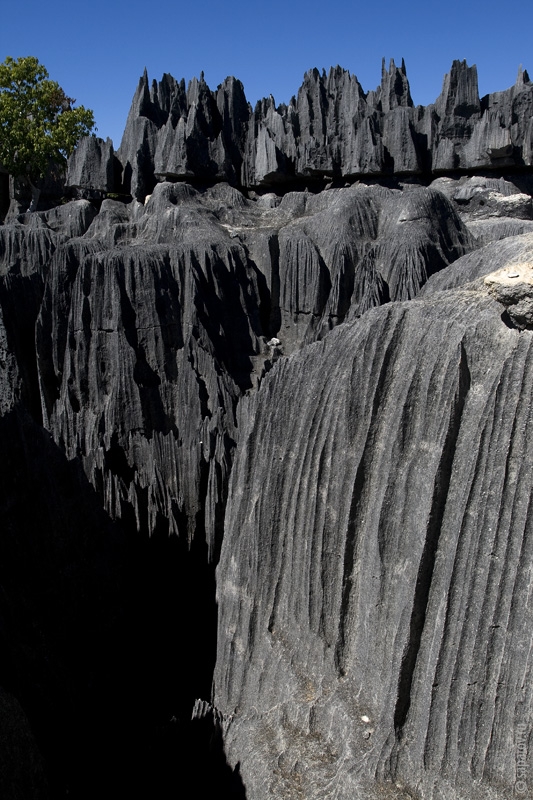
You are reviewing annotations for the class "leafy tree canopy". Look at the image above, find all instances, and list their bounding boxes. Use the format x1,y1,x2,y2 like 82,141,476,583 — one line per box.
0,55,95,181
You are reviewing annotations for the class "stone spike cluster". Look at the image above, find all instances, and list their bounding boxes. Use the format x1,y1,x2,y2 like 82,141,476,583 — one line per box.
67,59,533,200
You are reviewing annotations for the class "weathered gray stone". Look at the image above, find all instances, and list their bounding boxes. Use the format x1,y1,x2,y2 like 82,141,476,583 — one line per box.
1,68,533,796
483,261,533,329
118,71,250,197
36,189,267,554
428,175,533,246
66,136,117,193
421,232,533,295
113,59,533,193
214,255,533,799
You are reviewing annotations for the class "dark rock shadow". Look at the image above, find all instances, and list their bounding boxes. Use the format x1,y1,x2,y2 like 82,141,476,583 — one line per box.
0,405,244,799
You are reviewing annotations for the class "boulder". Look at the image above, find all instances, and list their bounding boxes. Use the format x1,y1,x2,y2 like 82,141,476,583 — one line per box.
484,260,533,327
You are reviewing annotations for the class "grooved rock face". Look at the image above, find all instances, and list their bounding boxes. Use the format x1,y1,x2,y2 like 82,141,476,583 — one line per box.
0,223,63,278
0,170,532,798
30,180,473,553
36,194,266,552
429,175,533,248
66,137,117,194
214,283,533,800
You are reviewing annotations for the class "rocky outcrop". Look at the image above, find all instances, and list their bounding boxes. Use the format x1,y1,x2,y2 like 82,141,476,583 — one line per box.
95,59,533,199
65,136,120,196
214,256,533,799
116,70,249,200
1,63,533,798
30,181,472,551
420,231,533,296
484,261,533,329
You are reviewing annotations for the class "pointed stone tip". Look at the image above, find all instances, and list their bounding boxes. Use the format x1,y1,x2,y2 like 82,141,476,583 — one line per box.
516,65,530,85
304,67,320,83
450,58,468,73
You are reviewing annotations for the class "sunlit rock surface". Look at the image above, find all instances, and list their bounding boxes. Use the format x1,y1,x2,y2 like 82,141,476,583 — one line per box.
1,58,532,798
105,59,533,199
215,270,533,800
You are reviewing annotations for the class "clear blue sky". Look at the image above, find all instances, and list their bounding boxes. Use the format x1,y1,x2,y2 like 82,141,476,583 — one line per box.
2,0,532,149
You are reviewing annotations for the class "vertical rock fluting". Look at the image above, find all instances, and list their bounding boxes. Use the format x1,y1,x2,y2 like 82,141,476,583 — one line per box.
271,185,473,350
118,70,250,199
36,187,266,557
30,181,472,551
214,282,533,799
1,113,533,799
1,187,269,798
65,136,118,196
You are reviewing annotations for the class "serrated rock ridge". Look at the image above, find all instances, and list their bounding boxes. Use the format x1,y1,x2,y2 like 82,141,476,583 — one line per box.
88,59,533,201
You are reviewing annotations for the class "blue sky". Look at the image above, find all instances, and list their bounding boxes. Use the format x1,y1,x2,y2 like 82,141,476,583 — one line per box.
2,0,532,149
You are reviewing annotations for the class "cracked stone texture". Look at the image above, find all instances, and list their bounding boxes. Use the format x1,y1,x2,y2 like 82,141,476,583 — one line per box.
66,136,118,194
30,181,473,552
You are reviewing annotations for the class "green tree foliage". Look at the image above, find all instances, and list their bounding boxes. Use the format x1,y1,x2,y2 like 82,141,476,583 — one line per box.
0,55,95,183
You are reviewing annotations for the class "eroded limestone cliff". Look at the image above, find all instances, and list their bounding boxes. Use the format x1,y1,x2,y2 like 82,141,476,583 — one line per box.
0,61,532,800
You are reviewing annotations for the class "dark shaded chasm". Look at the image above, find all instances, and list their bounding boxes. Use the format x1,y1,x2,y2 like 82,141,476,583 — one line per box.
0,407,246,799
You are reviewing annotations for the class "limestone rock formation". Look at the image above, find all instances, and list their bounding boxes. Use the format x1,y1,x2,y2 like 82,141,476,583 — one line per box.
100,59,533,199
420,231,533,295
484,261,533,328
27,181,471,560
215,257,533,800
0,60,532,800
65,136,119,195
117,70,249,200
